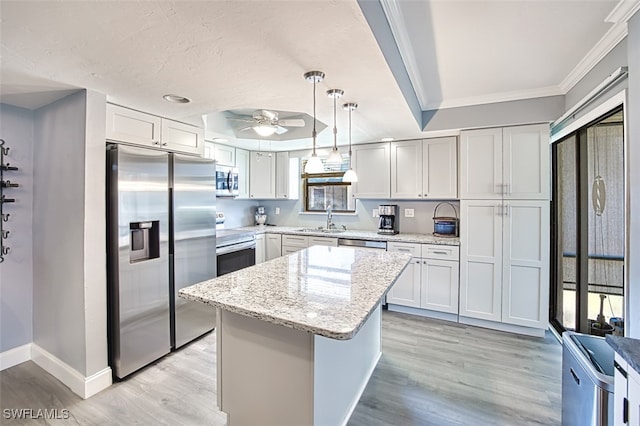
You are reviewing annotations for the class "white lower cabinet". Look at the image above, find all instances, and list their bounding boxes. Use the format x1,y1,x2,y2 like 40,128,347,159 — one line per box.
421,258,459,314
308,236,338,247
255,234,266,264
282,235,338,255
387,242,459,314
281,235,309,255
614,353,640,426
265,234,282,261
459,200,549,330
629,367,640,426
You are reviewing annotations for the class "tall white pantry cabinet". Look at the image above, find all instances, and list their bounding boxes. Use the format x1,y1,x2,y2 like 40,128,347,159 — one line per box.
459,123,550,334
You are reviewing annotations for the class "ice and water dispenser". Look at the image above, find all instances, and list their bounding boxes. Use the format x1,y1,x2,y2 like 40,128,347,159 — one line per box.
129,220,160,263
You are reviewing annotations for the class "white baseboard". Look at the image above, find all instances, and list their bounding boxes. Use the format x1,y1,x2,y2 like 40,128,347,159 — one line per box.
387,304,459,323
459,316,546,338
31,343,112,399
0,343,32,371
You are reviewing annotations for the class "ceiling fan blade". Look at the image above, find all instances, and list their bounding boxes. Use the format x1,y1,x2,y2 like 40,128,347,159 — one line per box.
239,126,252,131
278,119,305,127
275,125,289,135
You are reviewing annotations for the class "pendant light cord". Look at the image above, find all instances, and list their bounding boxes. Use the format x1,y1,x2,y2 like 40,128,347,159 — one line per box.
312,79,317,155
348,107,352,167
333,95,337,150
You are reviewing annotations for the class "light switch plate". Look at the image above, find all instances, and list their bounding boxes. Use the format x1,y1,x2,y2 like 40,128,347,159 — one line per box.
372,209,379,218
405,208,415,218
275,207,280,215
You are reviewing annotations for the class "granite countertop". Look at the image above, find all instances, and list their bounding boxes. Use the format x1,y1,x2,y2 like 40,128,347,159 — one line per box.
179,245,412,340
607,335,640,373
237,225,460,245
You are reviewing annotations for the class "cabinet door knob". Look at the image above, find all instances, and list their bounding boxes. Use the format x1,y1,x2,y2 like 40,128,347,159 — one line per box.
162,142,168,146
284,195,287,198
424,194,428,197
418,194,422,197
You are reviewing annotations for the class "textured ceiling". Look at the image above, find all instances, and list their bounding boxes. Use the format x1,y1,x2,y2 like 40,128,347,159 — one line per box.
0,0,627,151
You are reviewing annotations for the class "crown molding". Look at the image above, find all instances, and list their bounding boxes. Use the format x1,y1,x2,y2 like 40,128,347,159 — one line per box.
559,21,628,93
380,0,430,110
606,0,640,24
425,85,562,111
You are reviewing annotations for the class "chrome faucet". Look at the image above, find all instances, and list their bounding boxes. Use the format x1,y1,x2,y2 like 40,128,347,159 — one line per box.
326,204,334,229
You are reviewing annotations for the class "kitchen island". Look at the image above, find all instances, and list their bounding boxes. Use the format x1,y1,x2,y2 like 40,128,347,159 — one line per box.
179,245,411,426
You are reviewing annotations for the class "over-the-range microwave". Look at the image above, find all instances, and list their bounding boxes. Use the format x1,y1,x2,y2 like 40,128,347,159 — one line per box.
215,165,239,197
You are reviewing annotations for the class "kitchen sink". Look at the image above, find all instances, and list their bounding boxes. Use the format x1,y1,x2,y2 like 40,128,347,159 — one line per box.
295,227,346,234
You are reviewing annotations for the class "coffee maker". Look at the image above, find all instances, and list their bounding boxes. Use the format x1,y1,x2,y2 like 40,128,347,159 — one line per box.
378,205,399,235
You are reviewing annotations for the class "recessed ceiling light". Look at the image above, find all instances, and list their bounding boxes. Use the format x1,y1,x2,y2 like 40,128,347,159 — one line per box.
162,94,191,104
382,137,394,142
212,138,228,143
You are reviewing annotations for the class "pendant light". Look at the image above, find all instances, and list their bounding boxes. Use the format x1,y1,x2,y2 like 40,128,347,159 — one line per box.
342,102,358,182
304,70,325,174
326,88,344,165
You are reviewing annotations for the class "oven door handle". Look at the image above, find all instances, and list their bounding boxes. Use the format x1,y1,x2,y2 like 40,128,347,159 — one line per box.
216,241,256,256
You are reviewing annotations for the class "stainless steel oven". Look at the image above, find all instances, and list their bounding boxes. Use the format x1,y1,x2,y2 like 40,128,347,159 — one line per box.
216,229,256,276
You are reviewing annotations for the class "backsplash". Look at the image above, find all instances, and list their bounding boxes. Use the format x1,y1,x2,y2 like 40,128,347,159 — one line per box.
217,194,460,235
216,198,260,228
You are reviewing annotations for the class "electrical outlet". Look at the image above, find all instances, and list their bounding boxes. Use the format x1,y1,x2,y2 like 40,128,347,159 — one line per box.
373,209,379,218
275,207,280,215
405,208,415,218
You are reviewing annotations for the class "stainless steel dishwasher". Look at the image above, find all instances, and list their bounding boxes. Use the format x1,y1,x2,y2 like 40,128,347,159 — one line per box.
562,331,614,426
337,238,387,251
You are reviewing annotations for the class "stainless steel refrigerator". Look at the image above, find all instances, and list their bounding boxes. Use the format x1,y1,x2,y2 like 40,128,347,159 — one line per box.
106,144,216,380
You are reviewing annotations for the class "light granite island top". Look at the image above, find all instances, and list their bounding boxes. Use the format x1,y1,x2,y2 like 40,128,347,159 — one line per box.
179,245,412,339
179,245,412,426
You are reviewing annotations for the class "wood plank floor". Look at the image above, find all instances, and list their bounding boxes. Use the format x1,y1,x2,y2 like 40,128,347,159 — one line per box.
0,311,562,425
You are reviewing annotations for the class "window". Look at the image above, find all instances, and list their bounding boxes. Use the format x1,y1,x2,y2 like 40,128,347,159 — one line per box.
551,107,625,335
302,157,356,213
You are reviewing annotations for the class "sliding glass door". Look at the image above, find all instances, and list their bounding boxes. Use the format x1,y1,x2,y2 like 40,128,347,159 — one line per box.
551,107,625,335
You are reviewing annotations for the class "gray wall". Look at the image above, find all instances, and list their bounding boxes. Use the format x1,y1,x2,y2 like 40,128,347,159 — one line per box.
627,12,640,338
555,38,629,136
0,104,34,353
422,95,564,132
32,90,108,376
216,198,260,228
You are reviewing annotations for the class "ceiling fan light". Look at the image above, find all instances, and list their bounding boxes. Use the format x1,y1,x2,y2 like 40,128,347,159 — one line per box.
305,154,324,174
253,124,277,137
343,168,358,183
326,148,343,164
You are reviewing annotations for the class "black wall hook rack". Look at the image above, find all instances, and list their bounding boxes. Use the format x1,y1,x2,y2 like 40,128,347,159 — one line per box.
0,139,18,263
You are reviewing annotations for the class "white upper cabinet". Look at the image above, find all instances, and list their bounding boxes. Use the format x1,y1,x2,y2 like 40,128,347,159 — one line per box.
460,124,549,200
352,142,391,199
275,152,291,199
391,140,422,199
390,137,457,200
106,103,161,147
106,103,204,156
459,128,503,199
214,144,236,167
423,137,457,199
249,151,276,199
161,119,205,156
502,124,550,199
236,148,250,199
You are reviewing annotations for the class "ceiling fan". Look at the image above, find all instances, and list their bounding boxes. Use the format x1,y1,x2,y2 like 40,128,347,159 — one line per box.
227,110,305,137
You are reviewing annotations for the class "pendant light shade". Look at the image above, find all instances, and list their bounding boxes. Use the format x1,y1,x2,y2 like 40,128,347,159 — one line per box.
326,88,344,165
304,71,325,174
342,102,358,183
